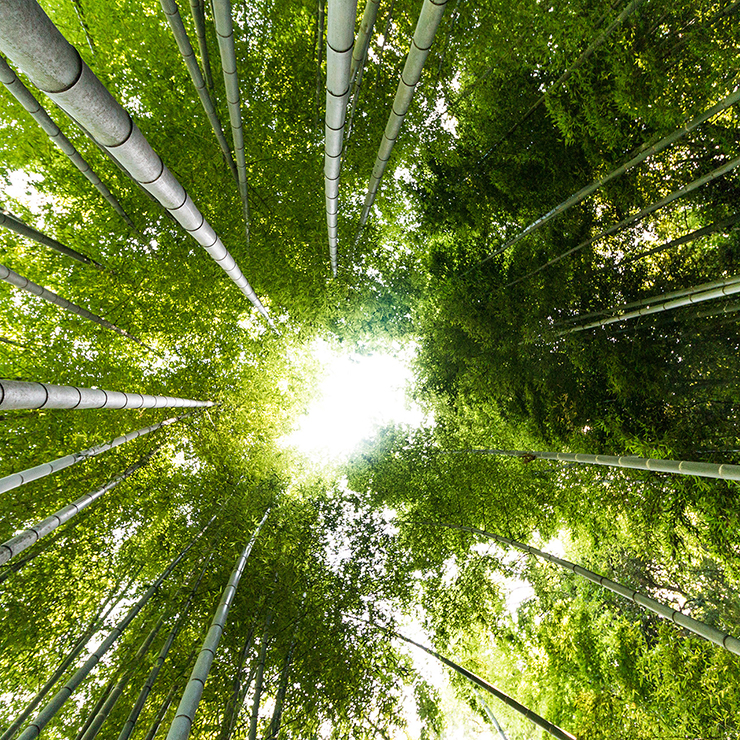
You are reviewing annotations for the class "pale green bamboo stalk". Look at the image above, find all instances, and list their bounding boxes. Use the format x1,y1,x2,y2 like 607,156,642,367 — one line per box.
74,681,115,740
159,0,238,184
0,0,273,326
474,690,508,740
314,0,325,126
14,516,215,740
115,552,215,740
0,263,152,350
446,447,740,482
0,56,136,230
217,627,255,740
430,520,740,657
0,408,201,495
559,276,740,334
188,0,214,89
383,626,576,740
0,447,159,565
506,155,740,287
463,86,740,275
0,209,102,268
212,0,251,242
166,507,271,740
324,0,358,276
247,609,274,740
355,0,447,241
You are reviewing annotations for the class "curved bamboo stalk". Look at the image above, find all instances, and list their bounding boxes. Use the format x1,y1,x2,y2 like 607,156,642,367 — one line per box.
559,276,740,334
159,0,238,184
0,263,152,350
166,507,271,740
0,447,159,565
506,155,740,288
355,0,448,241
0,379,213,411
463,86,740,275
115,552,215,740
430,520,740,657
444,447,740,482
189,0,214,89
0,56,136,230
0,0,273,327
14,518,214,740
212,0,252,242
0,408,201,495
0,209,103,267
324,0,358,276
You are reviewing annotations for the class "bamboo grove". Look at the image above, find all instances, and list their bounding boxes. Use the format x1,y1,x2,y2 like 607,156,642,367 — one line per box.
1,0,740,738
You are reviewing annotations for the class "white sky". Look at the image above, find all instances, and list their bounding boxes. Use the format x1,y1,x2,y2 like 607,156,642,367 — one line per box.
281,340,425,465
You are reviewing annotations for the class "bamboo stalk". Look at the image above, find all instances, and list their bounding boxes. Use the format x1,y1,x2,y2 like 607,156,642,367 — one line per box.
0,56,136,230
314,0,325,126
159,0,238,183
506,155,740,287
212,0,252,242
14,517,214,740
475,690,509,740
0,209,103,267
0,447,159,565
0,0,273,327
0,408,201,495
0,263,152,350
355,0,448,242
166,507,271,740
247,609,274,740
189,0,214,89
462,86,740,276
430,520,740,657
217,627,255,740
324,0,358,276
559,276,740,334
265,641,294,740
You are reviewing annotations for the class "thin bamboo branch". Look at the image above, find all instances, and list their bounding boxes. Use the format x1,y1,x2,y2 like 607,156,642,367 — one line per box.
189,0,214,89
159,0,238,183
506,155,740,288
166,507,272,740
0,263,152,350
0,408,202,495
0,0,273,326
212,0,252,242
355,0,447,242
0,56,136,230
0,208,103,268
0,447,160,565
325,0,358,276
429,521,740,657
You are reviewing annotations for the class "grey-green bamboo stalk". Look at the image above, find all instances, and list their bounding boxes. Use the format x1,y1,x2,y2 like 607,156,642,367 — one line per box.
0,447,159,565
159,0,238,183
218,627,255,740
0,263,151,350
474,690,508,740
14,515,215,740
0,56,136,230
355,0,447,240
189,0,214,88
0,0,273,326
0,408,201,495
212,0,252,241
0,208,102,267
324,0,358,276
247,609,274,740
265,641,294,740
431,520,740,657
166,507,271,740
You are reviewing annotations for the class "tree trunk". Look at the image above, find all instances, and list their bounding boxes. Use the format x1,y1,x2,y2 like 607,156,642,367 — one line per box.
0,209,102,268
0,57,136,230
0,263,152,350
0,408,202,495
166,507,272,740
0,0,273,326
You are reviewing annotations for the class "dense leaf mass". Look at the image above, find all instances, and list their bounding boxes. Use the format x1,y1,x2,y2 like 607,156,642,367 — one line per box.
1,0,740,738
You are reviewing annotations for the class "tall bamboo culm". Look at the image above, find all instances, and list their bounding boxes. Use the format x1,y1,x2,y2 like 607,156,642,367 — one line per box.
430,521,740,657
0,263,152,350
0,209,102,267
0,0,273,326
0,56,136,230
166,507,271,740
355,0,447,240
324,0,358,276
0,408,202,495
189,0,214,88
